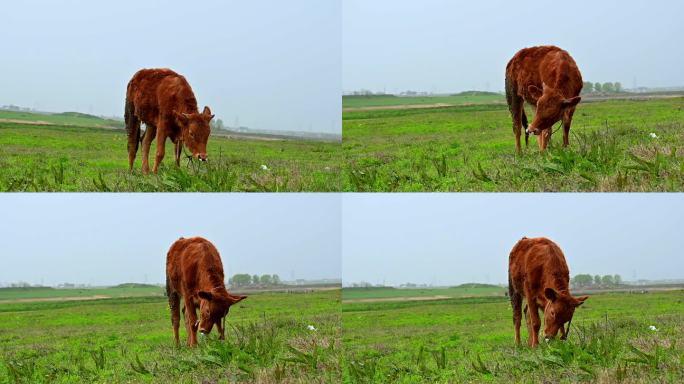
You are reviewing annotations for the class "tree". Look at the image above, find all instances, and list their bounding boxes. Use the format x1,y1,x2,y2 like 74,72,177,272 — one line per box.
230,274,252,287
252,274,260,285
603,82,615,93
614,82,623,93
601,275,614,285
572,274,593,287
260,274,272,285
272,274,281,285
613,274,622,285
594,275,602,285
582,81,594,93
211,118,224,131
594,82,602,93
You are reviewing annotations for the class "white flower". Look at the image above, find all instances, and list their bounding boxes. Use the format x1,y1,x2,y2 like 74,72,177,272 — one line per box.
649,325,657,331
649,132,658,139
260,164,269,170
307,325,316,331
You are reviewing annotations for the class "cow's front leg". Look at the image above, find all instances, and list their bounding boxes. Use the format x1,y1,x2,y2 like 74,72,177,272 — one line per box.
562,108,576,147
153,127,167,174
216,319,226,341
183,297,199,347
527,300,541,347
174,139,183,167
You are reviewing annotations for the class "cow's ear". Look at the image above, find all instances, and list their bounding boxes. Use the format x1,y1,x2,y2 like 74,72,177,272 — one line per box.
528,84,543,99
575,295,589,307
202,106,215,121
198,291,213,301
228,294,247,305
562,96,581,107
544,287,558,302
174,111,189,124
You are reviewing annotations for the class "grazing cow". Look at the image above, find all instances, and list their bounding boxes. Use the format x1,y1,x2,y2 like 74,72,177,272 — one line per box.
505,46,583,152
508,237,588,347
166,237,246,347
125,68,214,174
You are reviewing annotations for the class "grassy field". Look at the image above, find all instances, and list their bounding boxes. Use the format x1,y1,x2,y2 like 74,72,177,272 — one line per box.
343,285,505,302
0,288,341,383
343,93,504,110
342,97,684,191
0,111,340,192
342,289,684,383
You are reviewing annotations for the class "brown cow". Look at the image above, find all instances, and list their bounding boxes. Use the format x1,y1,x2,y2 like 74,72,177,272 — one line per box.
505,46,583,152
125,68,215,174
508,237,588,347
165,237,246,347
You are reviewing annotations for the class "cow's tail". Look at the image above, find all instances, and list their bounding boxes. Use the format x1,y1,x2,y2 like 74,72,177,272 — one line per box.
124,96,140,157
506,72,530,146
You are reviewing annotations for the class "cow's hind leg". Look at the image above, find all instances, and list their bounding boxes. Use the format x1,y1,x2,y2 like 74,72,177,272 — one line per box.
168,291,181,346
141,124,157,174
510,97,525,154
125,107,140,171
511,292,523,345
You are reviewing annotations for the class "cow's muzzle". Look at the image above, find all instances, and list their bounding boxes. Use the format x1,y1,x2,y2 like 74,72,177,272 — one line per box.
526,126,541,135
196,153,208,162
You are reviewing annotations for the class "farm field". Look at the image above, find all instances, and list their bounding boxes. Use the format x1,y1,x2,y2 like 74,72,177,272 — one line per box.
0,111,341,192
0,288,341,383
342,289,684,383
342,97,684,191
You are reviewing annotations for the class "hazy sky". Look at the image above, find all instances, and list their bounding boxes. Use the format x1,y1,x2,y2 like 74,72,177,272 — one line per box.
343,0,684,93
1,0,341,134
0,194,340,286
343,194,684,286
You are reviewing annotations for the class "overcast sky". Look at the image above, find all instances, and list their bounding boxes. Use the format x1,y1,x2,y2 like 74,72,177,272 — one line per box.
343,0,684,93
343,194,684,286
1,0,340,134
0,194,340,286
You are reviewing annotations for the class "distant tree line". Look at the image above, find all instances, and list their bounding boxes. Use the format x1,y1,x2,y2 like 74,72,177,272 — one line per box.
572,274,623,288
582,82,624,94
229,273,282,287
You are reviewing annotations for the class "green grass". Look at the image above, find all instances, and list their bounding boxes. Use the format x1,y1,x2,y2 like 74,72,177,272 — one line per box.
0,289,341,383
343,98,684,191
342,289,684,383
343,286,505,301
342,93,505,109
0,120,340,192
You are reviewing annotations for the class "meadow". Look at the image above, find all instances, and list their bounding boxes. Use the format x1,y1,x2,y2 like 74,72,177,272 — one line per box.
342,96,684,191
0,288,341,383
342,289,684,383
0,111,340,192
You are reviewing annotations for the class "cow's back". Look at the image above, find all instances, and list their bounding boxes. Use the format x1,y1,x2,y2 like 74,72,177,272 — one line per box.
126,68,197,124
509,237,569,294
166,237,225,296
506,46,582,100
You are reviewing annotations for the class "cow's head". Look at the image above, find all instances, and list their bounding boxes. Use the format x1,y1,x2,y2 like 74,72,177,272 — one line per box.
196,290,246,335
526,83,581,135
173,106,214,161
543,287,588,341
